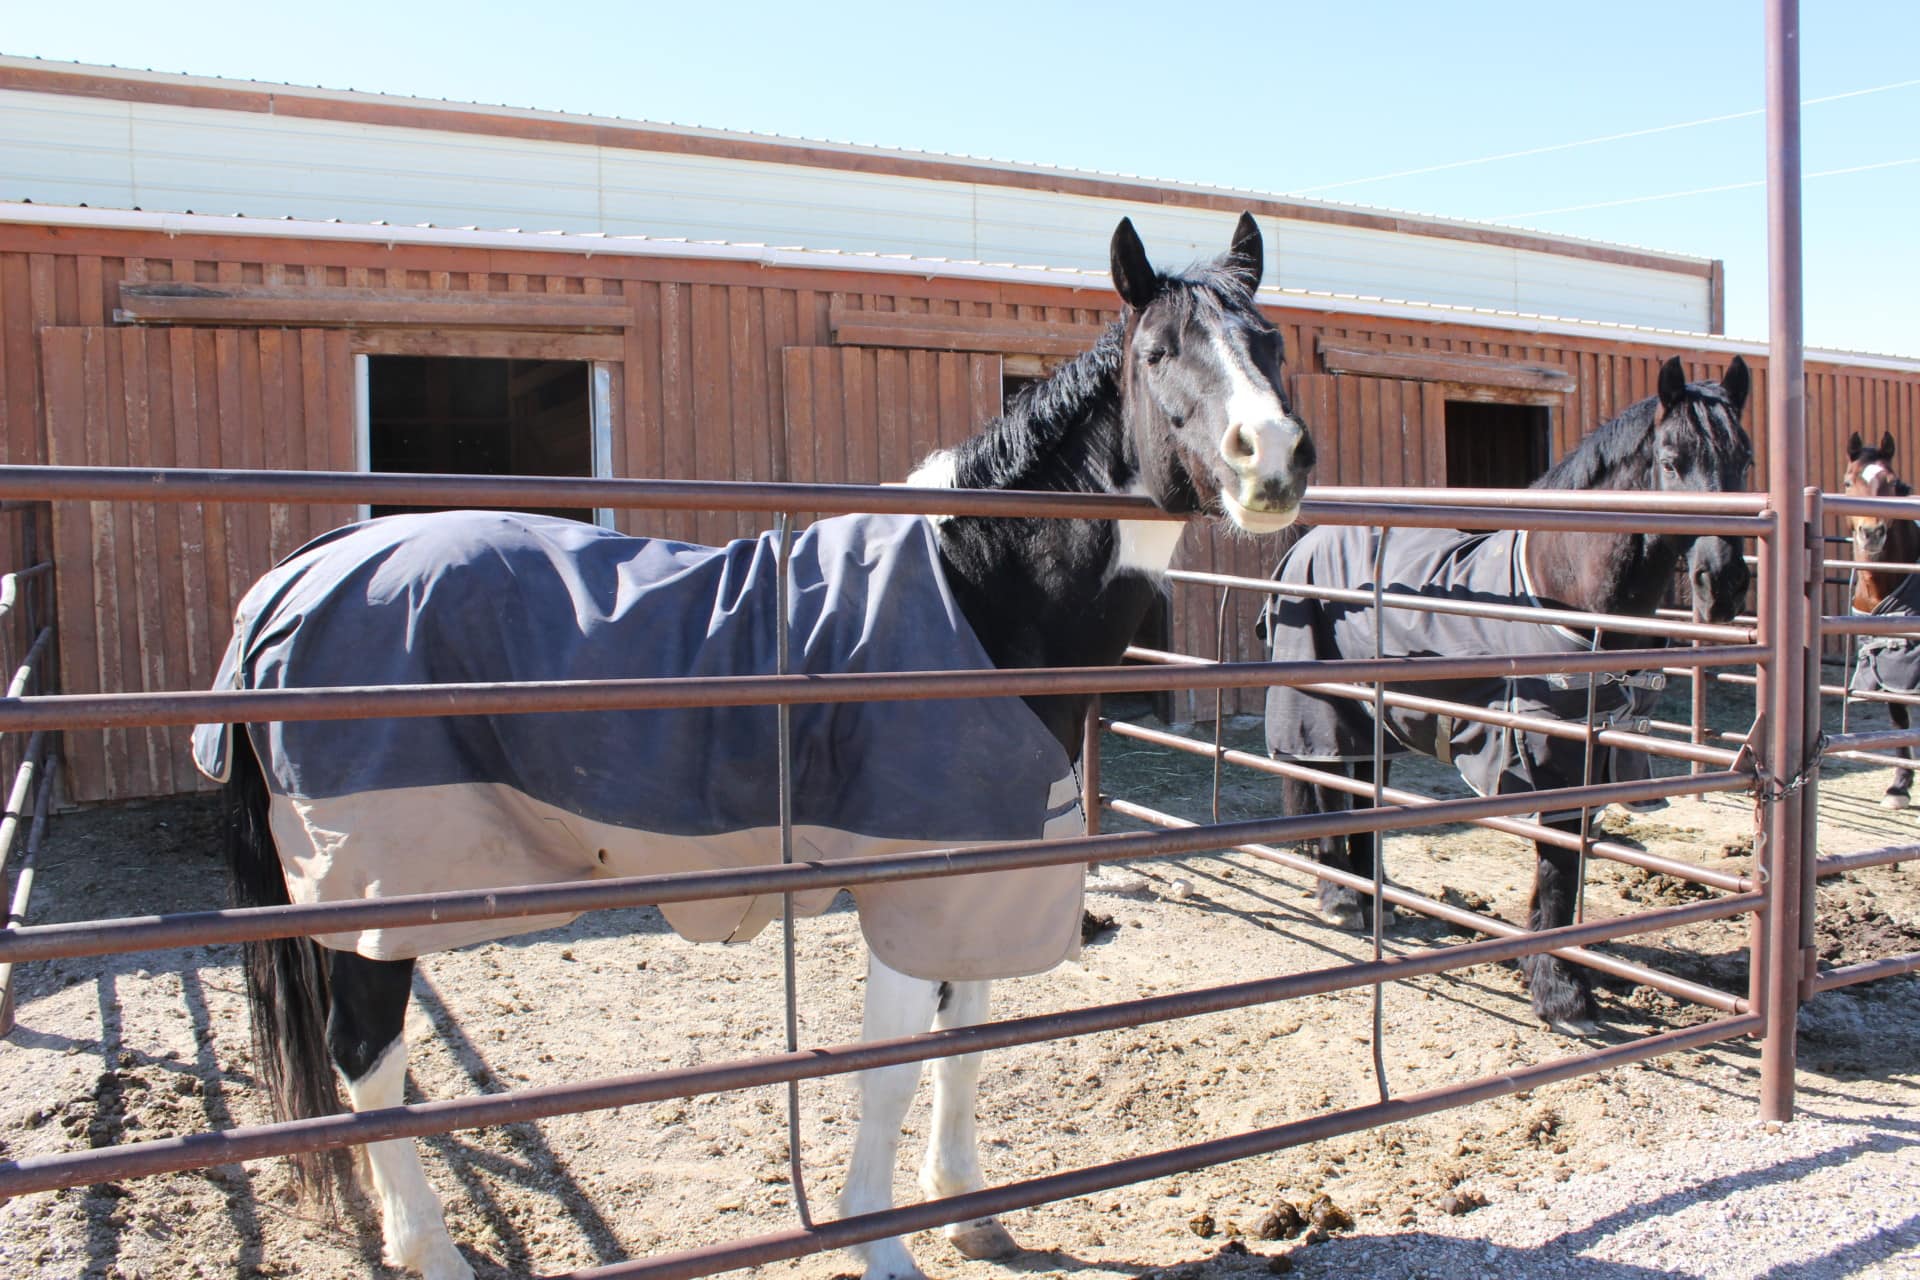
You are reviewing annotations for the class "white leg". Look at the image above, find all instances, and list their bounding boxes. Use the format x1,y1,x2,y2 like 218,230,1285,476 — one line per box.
341,1039,473,1280
922,980,1019,1260
842,955,942,1280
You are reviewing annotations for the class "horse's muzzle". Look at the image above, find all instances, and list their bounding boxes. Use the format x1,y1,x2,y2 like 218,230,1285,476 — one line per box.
1693,553,1751,624
1221,420,1313,533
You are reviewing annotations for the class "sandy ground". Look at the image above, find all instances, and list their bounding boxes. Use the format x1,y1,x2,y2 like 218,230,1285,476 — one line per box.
1,680,1917,1280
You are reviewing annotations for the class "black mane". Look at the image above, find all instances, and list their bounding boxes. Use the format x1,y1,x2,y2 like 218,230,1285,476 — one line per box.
1533,383,1741,492
946,324,1125,492
945,262,1258,494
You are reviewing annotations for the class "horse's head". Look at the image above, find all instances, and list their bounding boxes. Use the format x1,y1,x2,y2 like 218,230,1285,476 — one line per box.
1845,429,1910,562
1109,213,1314,533
1652,355,1753,622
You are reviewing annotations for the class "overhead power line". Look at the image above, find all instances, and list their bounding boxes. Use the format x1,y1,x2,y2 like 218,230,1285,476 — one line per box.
1494,156,1920,220
1290,78,1920,195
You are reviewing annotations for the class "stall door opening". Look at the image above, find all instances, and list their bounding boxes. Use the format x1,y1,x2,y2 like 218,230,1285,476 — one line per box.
1445,400,1551,489
365,356,599,521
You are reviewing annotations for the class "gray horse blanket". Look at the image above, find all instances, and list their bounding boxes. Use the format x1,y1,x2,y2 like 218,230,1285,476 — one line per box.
1852,570,1920,695
1261,523,1661,821
192,511,1084,980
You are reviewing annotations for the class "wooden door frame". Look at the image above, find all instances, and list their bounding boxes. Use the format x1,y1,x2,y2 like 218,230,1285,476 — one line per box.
349,348,618,527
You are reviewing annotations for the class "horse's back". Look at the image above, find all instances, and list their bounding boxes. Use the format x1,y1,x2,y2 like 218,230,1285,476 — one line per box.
193,509,1086,976
1262,522,1653,808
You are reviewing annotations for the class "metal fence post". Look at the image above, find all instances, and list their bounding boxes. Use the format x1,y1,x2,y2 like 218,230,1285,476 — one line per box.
1082,697,1102,837
1757,0,1809,1123
1800,488,1824,1002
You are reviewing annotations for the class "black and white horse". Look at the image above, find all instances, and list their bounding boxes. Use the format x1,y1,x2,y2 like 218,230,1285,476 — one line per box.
1843,430,1920,809
212,214,1313,1280
1264,356,1750,1035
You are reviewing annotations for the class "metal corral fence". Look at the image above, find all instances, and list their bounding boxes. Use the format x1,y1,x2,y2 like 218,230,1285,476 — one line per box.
0,498,56,1035
0,463,1799,1280
1647,507,1920,1000
0,9,1898,1273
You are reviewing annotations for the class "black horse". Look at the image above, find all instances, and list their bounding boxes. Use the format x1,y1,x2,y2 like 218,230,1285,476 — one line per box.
1263,355,1750,1035
1843,430,1920,809
211,214,1314,1280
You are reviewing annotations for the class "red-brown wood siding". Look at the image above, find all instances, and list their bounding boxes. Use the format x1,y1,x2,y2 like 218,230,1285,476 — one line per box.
38,325,355,799
3,222,1915,799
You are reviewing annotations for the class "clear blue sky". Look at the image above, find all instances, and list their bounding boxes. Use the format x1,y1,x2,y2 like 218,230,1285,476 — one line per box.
7,1,1917,356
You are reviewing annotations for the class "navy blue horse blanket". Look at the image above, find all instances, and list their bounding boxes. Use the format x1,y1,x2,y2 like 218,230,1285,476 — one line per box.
192,511,1083,979
1261,523,1661,820
1852,570,1920,696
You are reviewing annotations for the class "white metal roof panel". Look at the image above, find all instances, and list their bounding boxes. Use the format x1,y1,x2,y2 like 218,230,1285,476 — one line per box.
1,78,1714,330
8,201,1913,371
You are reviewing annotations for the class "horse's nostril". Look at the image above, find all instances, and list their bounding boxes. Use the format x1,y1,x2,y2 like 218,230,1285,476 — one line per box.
1223,426,1255,464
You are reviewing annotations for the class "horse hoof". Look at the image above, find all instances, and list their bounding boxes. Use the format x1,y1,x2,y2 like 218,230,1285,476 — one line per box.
1883,792,1910,811
1319,905,1368,933
1546,1015,1600,1038
856,1238,931,1280
947,1217,1021,1260
386,1234,473,1280
416,1254,474,1280
860,1259,930,1280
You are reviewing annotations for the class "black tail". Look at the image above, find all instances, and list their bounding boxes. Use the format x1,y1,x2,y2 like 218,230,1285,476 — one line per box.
224,732,351,1210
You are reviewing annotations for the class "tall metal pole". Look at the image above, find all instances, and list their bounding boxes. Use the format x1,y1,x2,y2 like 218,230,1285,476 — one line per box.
1758,0,1809,1122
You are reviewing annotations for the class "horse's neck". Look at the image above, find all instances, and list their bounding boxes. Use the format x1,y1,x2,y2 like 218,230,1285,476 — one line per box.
1526,527,1678,640
1856,570,1893,613
932,406,1166,757
1858,519,1920,611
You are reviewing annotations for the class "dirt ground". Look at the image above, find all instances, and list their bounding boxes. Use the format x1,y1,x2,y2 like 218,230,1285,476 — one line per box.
1,675,1917,1279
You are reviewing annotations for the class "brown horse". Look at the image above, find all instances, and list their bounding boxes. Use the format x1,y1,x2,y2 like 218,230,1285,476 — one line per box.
1845,429,1920,809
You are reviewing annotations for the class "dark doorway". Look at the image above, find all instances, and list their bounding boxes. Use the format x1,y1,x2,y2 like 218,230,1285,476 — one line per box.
1002,373,1043,416
366,356,596,521
1445,400,1551,489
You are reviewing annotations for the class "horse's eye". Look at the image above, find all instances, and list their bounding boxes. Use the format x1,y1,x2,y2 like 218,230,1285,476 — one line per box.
1144,346,1169,367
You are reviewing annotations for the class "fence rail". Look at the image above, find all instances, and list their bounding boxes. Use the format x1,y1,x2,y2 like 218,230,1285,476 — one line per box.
3,14,1901,1273
0,455,1796,1280
6,435,1917,1275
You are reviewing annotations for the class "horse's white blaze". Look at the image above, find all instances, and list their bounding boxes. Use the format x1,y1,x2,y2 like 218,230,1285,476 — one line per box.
342,1040,472,1280
1211,332,1296,486
1861,461,1890,487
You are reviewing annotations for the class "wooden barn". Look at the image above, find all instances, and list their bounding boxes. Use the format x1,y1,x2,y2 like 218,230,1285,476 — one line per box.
4,57,1919,805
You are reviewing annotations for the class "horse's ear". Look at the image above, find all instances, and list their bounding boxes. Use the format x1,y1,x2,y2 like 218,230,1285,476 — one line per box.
1657,356,1687,414
1221,211,1264,293
1881,431,1898,461
1110,217,1160,310
1721,355,1750,415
